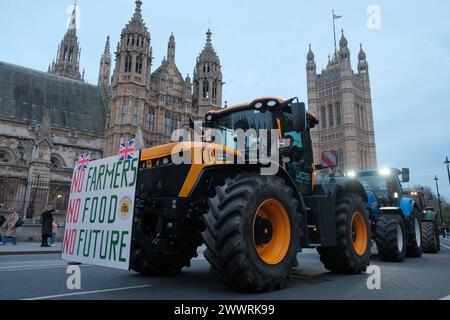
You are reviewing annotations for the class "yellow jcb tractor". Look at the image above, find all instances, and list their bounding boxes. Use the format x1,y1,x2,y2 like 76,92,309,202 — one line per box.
131,97,371,292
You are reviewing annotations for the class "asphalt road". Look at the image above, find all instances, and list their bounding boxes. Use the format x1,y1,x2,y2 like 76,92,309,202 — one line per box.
1,238,450,300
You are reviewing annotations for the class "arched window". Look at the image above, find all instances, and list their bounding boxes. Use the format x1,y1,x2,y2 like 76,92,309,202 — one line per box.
203,81,210,99
121,99,128,124
0,148,14,163
212,82,217,99
364,150,368,169
328,105,334,128
355,104,360,128
132,103,138,126
135,55,143,74
360,149,364,170
321,106,327,129
360,105,366,130
148,112,155,133
337,148,345,171
125,54,132,73
336,102,342,126
50,154,65,169
0,186,5,207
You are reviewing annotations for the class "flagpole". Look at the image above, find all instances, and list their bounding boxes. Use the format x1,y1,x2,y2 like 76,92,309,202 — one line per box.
332,10,337,53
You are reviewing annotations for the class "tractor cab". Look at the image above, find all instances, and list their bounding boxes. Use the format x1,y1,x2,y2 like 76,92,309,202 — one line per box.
348,168,410,218
203,97,319,195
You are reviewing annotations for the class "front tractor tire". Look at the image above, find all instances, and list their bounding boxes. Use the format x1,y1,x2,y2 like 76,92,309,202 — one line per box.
375,214,407,262
422,221,440,254
202,175,301,292
406,208,423,258
317,193,371,274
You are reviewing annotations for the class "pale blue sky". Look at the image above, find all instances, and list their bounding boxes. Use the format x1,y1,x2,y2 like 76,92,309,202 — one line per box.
0,0,449,198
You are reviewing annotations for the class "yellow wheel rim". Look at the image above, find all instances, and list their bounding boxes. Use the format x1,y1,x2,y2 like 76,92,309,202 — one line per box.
351,211,368,256
253,199,291,265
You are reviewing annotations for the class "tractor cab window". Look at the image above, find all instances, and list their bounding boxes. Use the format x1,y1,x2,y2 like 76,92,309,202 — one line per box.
212,108,276,150
281,112,312,195
387,176,402,204
281,112,308,163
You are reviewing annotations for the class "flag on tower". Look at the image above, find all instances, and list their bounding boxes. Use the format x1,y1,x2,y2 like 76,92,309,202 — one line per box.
333,13,343,20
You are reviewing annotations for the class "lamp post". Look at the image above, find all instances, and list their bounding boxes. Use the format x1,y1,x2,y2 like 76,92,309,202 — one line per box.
445,156,450,185
434,175,445,237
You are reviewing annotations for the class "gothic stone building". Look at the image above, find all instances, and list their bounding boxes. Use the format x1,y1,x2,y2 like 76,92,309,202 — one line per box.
306,30,377,172
0,0,222,220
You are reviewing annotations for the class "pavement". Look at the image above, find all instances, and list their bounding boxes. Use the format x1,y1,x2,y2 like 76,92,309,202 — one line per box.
0,238,449,300
0,242,62,256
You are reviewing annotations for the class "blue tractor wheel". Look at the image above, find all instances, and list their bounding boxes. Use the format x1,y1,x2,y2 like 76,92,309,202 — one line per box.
375,214,407,262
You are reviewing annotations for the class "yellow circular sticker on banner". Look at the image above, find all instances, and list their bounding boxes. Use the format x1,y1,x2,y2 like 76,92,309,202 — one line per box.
119,197,132,219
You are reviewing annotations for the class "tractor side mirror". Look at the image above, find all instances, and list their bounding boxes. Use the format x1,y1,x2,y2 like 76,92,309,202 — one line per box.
401,168,410,183
292,102,307,132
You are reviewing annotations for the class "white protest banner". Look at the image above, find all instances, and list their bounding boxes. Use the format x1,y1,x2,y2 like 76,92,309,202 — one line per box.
62,151,140,270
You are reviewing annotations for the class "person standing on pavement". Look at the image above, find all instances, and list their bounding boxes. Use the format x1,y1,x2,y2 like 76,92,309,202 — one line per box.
41,206,55,248
2,208,19,246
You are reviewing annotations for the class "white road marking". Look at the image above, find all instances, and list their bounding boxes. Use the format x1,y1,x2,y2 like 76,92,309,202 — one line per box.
0,265,94,272
22,285,152,300
441,243,450,250
439,295,450,300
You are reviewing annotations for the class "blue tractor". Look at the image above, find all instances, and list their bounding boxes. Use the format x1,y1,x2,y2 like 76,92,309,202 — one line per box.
348,168,423,262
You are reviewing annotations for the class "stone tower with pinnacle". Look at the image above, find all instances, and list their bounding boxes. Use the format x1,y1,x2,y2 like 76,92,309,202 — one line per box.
307,30,377,171
104,0,153,156
193,29,223,119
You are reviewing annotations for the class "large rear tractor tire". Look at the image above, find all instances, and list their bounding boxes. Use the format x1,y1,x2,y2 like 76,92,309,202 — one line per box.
202,175,301,292
317,193,371,274
422,221,439,254
130,208,203,276
406,208,423,258
375,214,407,262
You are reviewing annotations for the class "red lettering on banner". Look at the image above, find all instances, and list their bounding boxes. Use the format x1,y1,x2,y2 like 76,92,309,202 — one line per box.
66,198,81,223
70,169,85,194
63,229,77,255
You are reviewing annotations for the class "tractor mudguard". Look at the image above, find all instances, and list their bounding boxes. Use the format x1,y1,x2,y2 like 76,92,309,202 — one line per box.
399,197,415,218
307,177,368,247
367,191,380,219
379,197,417,218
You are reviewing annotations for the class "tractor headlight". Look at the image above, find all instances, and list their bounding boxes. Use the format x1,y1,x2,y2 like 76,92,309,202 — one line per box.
267,100,277,107
379,168,391,176
154,157,173,168
347,171,357,178
255,102,264,109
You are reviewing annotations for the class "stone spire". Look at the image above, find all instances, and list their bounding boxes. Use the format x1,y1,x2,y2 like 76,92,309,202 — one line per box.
198,29,220,63
358,43,368,74
49,2,82,81
98,36,111,90
124,0,148,34
306,44,316,74
339,29,350,63
167,33,176,63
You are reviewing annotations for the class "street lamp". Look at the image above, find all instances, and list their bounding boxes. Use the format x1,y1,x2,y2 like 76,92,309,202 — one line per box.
434,175,445,237
445,156,450,185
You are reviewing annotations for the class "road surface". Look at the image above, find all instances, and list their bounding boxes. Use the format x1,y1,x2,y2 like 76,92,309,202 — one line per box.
1,238,450,300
